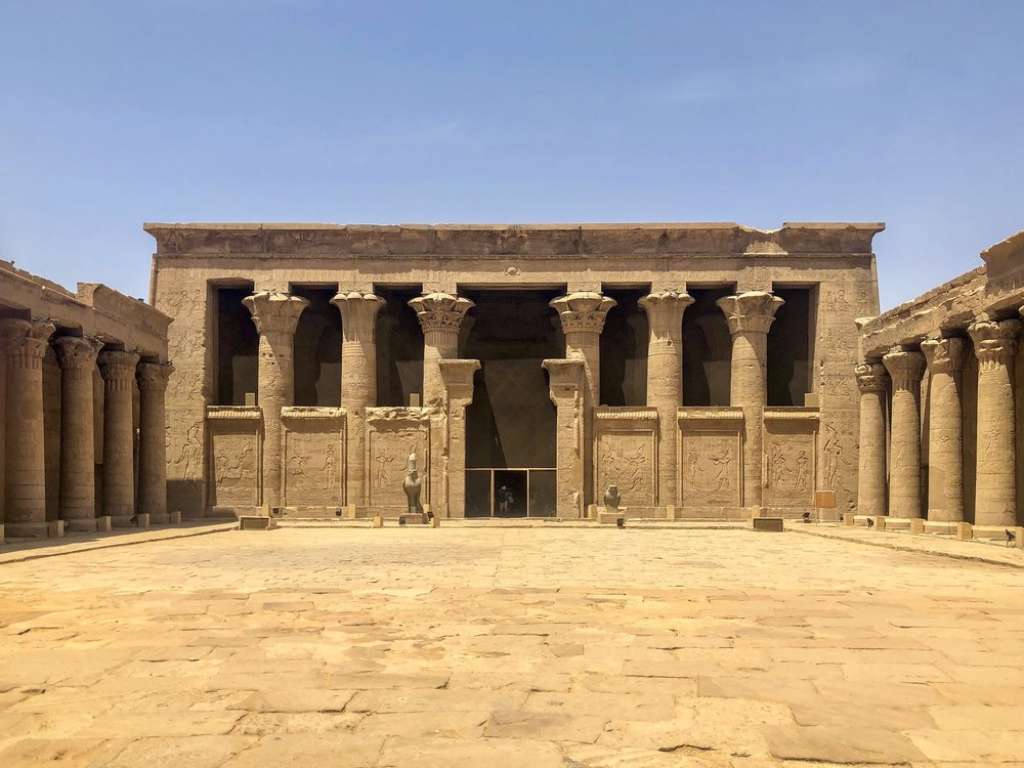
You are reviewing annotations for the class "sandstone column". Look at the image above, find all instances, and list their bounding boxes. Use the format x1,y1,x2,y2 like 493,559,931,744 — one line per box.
640,290,694,509
54,336,102,532
243,291,309,512
331,291,384,511
550,292,616,511
968,318,1021,528
408,292,474,407
438,359,480,518
542,358,586,518
98,349,140,527
920,337,965,522
137,361,173,524
716,291,784,511
882,347,926,519
855,361,888,517
1,319,55,537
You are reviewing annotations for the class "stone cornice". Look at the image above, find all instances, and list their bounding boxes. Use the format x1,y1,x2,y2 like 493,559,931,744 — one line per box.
144,222,885,258
677,407,745,423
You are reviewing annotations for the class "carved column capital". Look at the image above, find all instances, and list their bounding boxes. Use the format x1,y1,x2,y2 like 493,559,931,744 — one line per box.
639,290,694,340
438,359,480,402
331,291,384,342
54,336,103,371
854,361,888,393
243,290,308,338
882,347,926,391
0,319,56,368
408,292,474,334
968,318,1020,367
920,337,964,375
716,291,785,335
99,349,141,386
542,358,586,403
137,361,174,391
549,292,617,335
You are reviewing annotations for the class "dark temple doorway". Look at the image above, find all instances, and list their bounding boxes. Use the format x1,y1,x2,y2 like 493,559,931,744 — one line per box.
463,288,564,517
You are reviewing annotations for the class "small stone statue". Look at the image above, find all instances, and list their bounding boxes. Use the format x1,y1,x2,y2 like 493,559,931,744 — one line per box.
402,449,423,515
603,484,621,512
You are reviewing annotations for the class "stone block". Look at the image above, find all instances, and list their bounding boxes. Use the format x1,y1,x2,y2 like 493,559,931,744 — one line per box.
843,512,856,527
47,520,65,538
169,510,182,524
239,516,276,531
885,517,912,532
431,515,441,528
973,525,1022,544
598,511,625,525
136,513,151,529
956,522,973,541
815,490,836,509
870,515,887,531
96,516,112,532
923,520,957,536
751,517,784,532
398,513,428,526
372,515,384,528
909,518,925,534
0,523,4,544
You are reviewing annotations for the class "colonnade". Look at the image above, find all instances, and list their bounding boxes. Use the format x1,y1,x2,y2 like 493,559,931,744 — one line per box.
0,318,171,538
244,287,787,516
856,310,1024,529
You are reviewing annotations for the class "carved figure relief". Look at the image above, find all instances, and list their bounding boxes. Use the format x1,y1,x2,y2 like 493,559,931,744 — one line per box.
596,433,654,506
763,429,816,507
209,430,258,506
367,422,429,508
282,420,345,507
681,434,739,506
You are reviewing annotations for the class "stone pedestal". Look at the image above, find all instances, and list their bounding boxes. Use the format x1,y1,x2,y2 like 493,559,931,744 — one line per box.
0,319,55,538
438,359,480,518
408,293,474,408
882,348,925,519
244,291,309,512
550,292,615,511
99,349,140,527
640,290,694,509
543,358,587,519
919,337,965,522
137,361,173,524
332,291,384,510
855,361,888,517
54,336,103,532
968,318,1021,527
716,292,784,512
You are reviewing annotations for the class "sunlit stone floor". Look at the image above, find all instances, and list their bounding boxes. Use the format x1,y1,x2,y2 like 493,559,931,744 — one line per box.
1,527,1023,767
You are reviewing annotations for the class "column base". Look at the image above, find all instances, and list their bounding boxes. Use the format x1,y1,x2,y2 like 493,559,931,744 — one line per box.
65,518,98,534
96,516,113,532
882,516,919,532
169,510,182,524
5,521,48,538
46,520,65,538
922,520,960,536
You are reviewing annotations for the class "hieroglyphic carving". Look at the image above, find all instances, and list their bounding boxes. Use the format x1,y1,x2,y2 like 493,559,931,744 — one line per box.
681,433,740,506
281,408,346,507
365,408,431,509
207,407,261,508
596,435,654,506
763,411,818,507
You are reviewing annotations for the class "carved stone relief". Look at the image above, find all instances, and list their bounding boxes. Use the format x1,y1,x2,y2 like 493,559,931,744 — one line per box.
282,408,346,508
763,413,818,507
366,407,431,510
207,412,260,508
678,409,744,508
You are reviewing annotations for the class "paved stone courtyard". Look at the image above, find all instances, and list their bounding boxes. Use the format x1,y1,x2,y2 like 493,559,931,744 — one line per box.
1,528,1022,767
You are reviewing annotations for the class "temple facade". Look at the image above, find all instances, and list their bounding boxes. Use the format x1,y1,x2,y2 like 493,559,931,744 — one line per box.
856,229,1024,537
146,222,882,521
0,260,171,541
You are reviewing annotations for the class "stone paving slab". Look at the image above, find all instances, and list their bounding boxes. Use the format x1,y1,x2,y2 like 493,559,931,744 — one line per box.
1,527,1023,766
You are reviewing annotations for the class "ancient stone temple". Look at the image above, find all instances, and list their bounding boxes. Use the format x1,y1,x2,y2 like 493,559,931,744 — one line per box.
146,222,882,521
0,260,171,541
856,229,1024,537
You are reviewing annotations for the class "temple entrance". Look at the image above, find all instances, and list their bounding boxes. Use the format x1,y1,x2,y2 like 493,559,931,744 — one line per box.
462,288,564,517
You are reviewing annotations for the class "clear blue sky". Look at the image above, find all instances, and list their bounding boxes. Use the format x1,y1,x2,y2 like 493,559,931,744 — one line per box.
1,1,1021,310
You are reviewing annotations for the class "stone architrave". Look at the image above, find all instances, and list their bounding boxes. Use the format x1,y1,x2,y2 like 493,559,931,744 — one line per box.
549,292,616,512
438,359,480,518
639,290,694,509
54,336,103,532
542,358,586,519
0,319,55,537
331,291,384,510
99,349,141,527
919,337,965,522
716,291,784,511
243,291,309,512
968,318,1021,528
882,347,926,519
408,293,474,408
854,361,888,517
137,361,173,524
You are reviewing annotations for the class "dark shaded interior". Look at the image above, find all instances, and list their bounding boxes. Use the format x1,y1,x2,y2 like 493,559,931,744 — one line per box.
767,285,815,407
292,286,341,407
214,285,258,406
682,286,734,406
600,287,649,406
375,286,424,407
463,289,563,472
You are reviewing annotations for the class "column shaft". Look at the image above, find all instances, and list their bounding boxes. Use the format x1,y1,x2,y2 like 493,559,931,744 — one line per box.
1,320,54,537
855,362,888,516
717,292,784,511
138,362,173,523
640,291,693,508
882,348,925,519
332,292,384,510
920,338,965,522
244,291,309,512
99,350,140,526
969,319,1020,527
438,359,480,518
543,358,586,518
55,337,102,532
